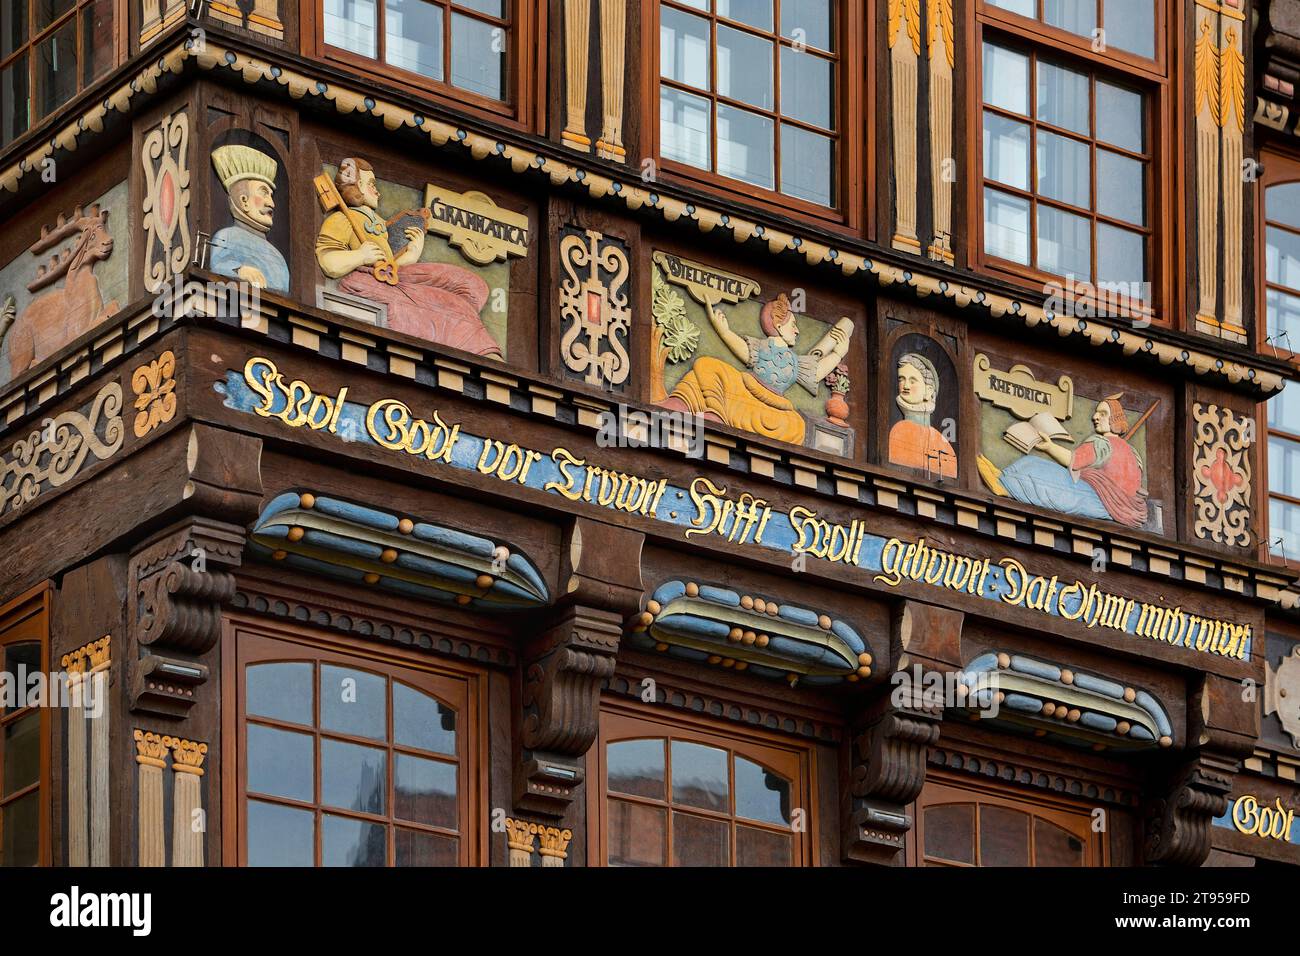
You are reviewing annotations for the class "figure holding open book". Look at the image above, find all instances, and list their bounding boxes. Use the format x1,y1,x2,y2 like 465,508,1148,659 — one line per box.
313,157,501,359
978,394,1153,529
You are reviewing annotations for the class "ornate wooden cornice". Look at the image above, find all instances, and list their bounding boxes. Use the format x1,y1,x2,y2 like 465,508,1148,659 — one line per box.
927,746,1142,808
604,662,842,744
0,21,1289,396
231,569,518,669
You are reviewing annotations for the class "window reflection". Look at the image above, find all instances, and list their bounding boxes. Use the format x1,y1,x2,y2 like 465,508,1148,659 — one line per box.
0,0,115,146
981,40,1150,294
604,726,801,867
241,645,465,867
657,0,839,206
322,0,510,103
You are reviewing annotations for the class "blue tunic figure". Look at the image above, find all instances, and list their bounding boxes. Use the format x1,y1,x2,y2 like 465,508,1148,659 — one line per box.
210,144,290,294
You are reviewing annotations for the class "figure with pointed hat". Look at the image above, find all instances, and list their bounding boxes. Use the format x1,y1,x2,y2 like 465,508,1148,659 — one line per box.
210,144,290,293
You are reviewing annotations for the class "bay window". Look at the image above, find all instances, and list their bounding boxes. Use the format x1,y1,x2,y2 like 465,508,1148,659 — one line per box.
1,0,118,147
914,777,1104,867
975,1,1166,314
231,623,481,866
655,0,846,214
317,0,522,118
1260,153,1300,561
0,586,49,867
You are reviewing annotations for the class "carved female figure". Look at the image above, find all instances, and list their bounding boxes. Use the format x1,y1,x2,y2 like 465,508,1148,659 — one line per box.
659,293,853,445
983,394,1150,528
888,352,957,478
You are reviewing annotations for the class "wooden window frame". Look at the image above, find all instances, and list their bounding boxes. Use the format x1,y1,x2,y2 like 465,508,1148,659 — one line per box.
1257,148,1300,365
642,0,867,234
220,614,489,867
1260,399,1300,566
0,0,124,147
301,0,544,133
1255,146,1300,565
587,699,815,867
0,582,52,868
909,772,1109,867
966,0,1175,326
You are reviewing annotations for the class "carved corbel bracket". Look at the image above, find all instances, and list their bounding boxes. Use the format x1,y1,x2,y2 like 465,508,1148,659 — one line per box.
844,699,942,865
127,517,244,716
515,604,621,817
1143,753,1236,867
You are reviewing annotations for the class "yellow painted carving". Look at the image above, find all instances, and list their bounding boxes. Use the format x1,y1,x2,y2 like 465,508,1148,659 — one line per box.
928,0,954,67
1231,796,1296,842
132,350,178,438
888,0,922,54
1219,28,1246,133
1194,18,1221,126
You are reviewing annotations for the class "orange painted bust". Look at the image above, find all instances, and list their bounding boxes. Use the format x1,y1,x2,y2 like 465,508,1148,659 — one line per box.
888,352,957,478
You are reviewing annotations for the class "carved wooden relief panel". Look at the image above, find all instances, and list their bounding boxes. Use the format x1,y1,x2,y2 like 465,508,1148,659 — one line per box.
975,352,1165,532
1191,403,1253,548
651,250,857,455
313,156,530,360
0,184,127,387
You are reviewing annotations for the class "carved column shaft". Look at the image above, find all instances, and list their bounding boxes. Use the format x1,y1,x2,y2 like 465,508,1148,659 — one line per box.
89,668,109,867
134,731,167,867
927,0,955,264
597,0,628,161
890,0,922,253
1219,10,1246,339
563,0,593,152
66,673,88,867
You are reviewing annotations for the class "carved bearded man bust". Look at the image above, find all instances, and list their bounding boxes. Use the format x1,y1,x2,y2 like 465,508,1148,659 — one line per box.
210,145,290,293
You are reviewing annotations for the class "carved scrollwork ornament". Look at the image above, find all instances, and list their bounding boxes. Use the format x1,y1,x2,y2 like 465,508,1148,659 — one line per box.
516,605,621,816
558,228,631,389
844,704,941,864
0,380,124,516
1191,403,1252,547
1143,760,1233,866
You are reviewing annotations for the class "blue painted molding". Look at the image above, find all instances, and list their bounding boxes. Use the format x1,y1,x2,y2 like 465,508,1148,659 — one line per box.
249,490,549,612
625,580,873,686
953,651,1174,752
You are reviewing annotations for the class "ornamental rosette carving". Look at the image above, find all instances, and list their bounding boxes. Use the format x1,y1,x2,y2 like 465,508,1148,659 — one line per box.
0,380,124,517
1191,403,1252,547
132,349,178,437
